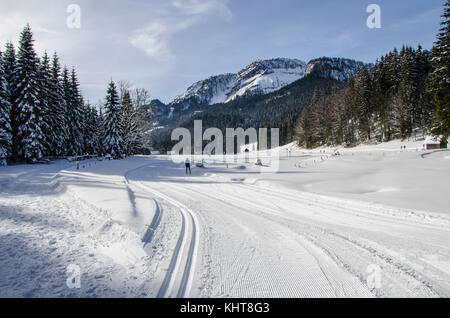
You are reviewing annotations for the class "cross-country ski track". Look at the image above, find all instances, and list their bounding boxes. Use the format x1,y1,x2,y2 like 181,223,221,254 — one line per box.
124,165,199,298
1,145,449,298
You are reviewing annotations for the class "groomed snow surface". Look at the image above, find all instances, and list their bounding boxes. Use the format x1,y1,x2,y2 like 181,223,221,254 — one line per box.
0,139,449,298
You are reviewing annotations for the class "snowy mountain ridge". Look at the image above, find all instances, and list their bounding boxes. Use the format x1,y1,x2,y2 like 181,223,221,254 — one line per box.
170,58,307,108
305,57,370,81
170,57,369,110
171,73,238,110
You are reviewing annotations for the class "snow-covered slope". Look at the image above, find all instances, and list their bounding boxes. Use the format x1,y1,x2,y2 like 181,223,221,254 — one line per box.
226,58,307,102
1,142,449,298
171,73,238,110
170,58,307,108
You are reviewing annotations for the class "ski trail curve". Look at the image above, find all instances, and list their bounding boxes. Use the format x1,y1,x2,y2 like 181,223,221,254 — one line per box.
125,164,199,298
137,181,200,298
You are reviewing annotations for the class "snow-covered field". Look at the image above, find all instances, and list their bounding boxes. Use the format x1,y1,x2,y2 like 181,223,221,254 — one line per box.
0,140,449,298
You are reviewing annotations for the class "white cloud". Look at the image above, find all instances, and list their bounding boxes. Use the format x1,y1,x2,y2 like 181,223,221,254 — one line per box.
130,0,232,60
130,22,175,61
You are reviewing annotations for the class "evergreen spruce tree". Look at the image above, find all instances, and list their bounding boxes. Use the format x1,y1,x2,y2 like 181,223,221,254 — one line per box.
69,68,84,155
83,105,100,155
96,107,105,156
414,46,431,130
428,0,450,142
81,103,91,154
62,67,73,155
353,67,372,141
15,24,44,162
3,42,19,161
62,67,83,156
0,52,12,165
397,47,415,138
50,53,67,156
345,74,359,144
103,81,123,159
120,89,135,155
37,51,54,156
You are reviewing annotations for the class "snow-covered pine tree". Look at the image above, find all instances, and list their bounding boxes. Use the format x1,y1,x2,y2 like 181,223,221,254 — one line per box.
103,81,123,159
428,0,450,141
15,24,44,162
344,74,359,144
0,52,12,166
61,67,72,155
37,51,55,156
69,68,84,156
371,58,387,141
414,46,431,129
50,53,67,156
3,42,19,161
96,107,105,156
62,67,83,156
120,89,135,155
82,104,98,155
397,46,415,138
353,67,372,141
78,94,87,155
294,88,323,148
80,103,89,154
80,102,94,155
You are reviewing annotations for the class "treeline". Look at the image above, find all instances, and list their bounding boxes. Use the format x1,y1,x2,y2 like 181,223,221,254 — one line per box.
102,81,151,159
0,25,150,165
295,1,449,148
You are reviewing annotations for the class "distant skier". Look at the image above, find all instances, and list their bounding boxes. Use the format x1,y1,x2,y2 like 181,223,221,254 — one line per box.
185,158,191,175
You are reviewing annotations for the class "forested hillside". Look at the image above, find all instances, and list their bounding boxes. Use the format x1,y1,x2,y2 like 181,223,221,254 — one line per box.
151,74,346,151
296,1,449,149
295,46,432,148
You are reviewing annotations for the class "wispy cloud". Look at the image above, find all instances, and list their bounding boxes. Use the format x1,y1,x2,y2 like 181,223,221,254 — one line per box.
130,0,232,61
130,22,176,62
172,0,233,21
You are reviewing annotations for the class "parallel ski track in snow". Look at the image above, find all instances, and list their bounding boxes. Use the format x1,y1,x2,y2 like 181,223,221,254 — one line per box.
137,181,199,298
149,178,371,297
155,175,448,298
125,164,199,298
230,183,449,297
223,183,447,297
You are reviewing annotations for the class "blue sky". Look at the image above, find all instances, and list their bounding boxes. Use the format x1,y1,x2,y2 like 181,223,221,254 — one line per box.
0,0,445,104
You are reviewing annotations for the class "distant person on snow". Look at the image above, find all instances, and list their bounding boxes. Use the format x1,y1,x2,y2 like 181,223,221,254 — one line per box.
185,158,191,175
